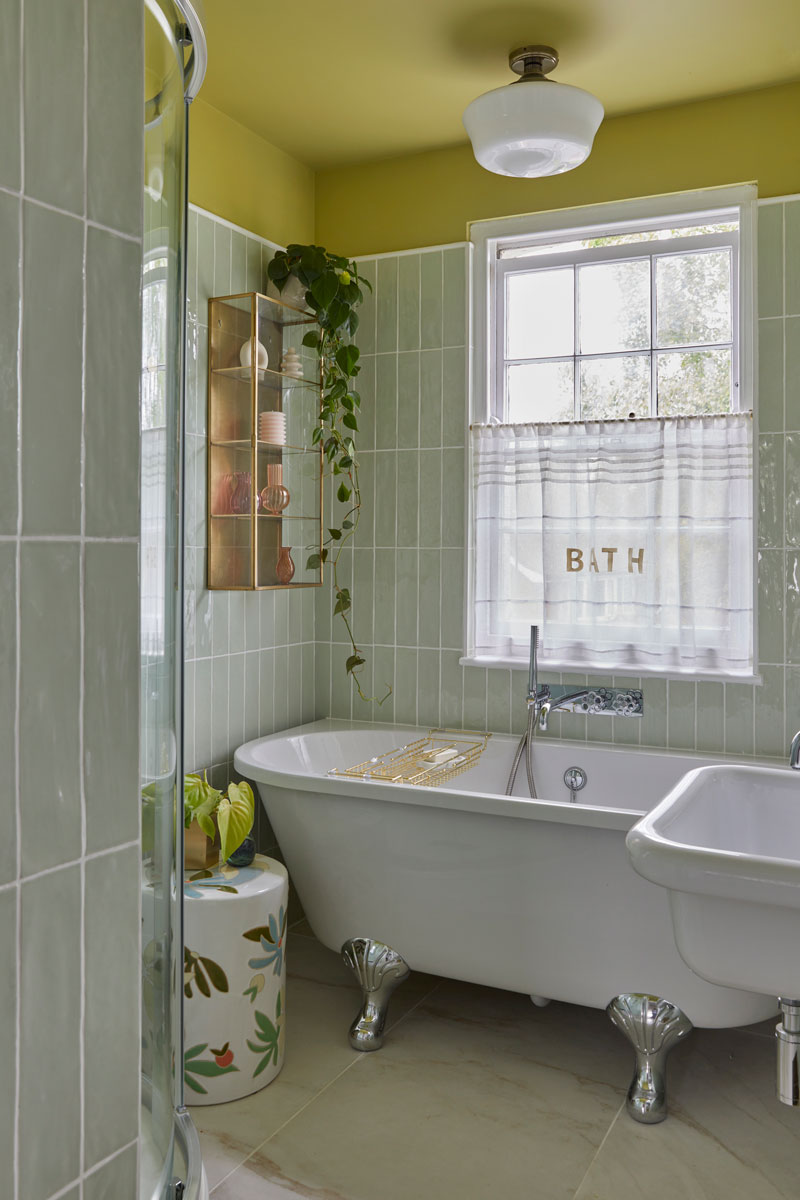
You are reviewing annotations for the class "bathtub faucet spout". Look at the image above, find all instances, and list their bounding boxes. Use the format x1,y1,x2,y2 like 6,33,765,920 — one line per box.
341,938,411,1052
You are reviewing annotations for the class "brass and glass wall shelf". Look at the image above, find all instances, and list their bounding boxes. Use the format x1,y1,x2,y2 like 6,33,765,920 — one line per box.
207,292,323,590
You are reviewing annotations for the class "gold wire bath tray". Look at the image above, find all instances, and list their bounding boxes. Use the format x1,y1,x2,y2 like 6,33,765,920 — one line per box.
329,729,492,787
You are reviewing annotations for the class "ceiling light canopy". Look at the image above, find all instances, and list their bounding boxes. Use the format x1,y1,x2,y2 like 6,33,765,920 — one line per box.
462,46,604,179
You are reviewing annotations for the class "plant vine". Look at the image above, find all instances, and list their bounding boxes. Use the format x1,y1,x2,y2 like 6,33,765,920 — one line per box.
267,244,390,703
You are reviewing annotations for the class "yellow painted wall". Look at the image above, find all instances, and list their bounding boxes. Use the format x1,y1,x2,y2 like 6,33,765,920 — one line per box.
315,82,800,256
189,98,315,246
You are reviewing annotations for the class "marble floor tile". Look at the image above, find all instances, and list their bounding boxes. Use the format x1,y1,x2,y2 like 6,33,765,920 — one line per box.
210,977,627,1200
574,1027,800,1200
195,934,439,1190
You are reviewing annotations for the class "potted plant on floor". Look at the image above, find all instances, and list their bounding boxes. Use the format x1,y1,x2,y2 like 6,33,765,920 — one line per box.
184,773,255,870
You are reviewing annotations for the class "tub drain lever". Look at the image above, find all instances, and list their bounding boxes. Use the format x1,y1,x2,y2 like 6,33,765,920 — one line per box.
563,766,587,802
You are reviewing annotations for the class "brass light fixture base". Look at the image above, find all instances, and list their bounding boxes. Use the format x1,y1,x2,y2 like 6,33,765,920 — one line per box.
509,45,559,80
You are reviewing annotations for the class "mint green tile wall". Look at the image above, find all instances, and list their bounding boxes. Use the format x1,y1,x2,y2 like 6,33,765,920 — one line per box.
0,2,143,1195
185,208,316,798
318,204,800,761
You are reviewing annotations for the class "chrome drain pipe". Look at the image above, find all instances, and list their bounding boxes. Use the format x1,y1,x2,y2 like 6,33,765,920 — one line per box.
776,998,800,1105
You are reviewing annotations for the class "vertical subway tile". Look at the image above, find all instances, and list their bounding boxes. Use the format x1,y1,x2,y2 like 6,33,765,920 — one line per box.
230,231,247,290
20,543,81,874
420,251,443,349
639,677,667,748
418,449,442,547
213,221,232,295
374,453,397,546
184,658,196,770
21,202,83,534
757,549,784,664
274,645,289,724
211,655,230,764
228,652,246,753
84,543,139,852
398,254,421,351
260,647,276,734
356,261,376,356
757,202,784,319
245,233,263,294
442,346,467,447
443,247,468,347
760,433,785,546
357,356,376,453
418,549,441,648
725,683,754,756
197,213,216,313
313,641,330,720
396,449,419,546
85,227,141,537
85,848,139,1168
440,650,463,727
397,352,420,447
0,191,19,534
371,645,395,722
0,0,20,190
487,668,511,734
84,1144,137,1200
301,640,316,723
510,668,528,736
211,590,230,656
186,208,199,324
696,681,724,754
373,548,396,645
353,547,375,647
375,353,398,449
394,647,418,726
376,257,398,353
786,316,800,432
420,349,443,448
0,544,16,884
755,665,785,759
667,680,696,750
228,591,246,654
88,0,142,235
0,890,15,1199
757,318,784,434
786,666,800,749
786,551,800,664
193,657,212,769
441,449,466,546
395,549,418,647
330,644,352,720
24,0,84,212
440,548,464,649
786,200,800,316
245,649,261,742
417,648,441,728
463,666,487,730
20,866,81,1200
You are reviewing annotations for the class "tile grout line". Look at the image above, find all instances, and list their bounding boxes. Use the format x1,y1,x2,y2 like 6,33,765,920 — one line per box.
78,0,89,1188
571,1098,626,1199
13,1,24,1192
210,977,443,1196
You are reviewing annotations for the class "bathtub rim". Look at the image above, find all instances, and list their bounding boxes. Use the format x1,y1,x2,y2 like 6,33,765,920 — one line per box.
234,719,784,836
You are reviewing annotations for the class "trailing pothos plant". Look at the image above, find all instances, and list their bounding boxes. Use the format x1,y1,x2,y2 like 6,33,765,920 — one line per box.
268,243,390,703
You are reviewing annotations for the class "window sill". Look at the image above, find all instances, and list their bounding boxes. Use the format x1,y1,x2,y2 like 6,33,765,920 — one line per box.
459,655,761,687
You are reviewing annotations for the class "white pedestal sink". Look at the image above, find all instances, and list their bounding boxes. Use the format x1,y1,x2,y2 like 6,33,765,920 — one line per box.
626,763,800,997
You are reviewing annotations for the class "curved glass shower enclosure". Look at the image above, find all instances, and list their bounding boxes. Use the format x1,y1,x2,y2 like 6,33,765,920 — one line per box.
142,2,206,1197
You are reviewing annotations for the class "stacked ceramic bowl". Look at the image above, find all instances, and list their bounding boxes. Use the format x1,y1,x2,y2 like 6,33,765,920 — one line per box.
259,411,286,444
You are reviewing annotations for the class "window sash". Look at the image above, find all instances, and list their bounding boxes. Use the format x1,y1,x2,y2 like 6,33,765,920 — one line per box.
495,229,740,422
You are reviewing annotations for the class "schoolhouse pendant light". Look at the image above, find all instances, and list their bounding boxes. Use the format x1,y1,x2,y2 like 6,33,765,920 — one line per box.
462,46,604,178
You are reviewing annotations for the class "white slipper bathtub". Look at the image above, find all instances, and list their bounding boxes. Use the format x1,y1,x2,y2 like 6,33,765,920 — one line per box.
235,719,778,1121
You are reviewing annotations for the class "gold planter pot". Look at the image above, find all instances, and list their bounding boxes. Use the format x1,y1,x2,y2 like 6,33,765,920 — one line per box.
184,819,220,870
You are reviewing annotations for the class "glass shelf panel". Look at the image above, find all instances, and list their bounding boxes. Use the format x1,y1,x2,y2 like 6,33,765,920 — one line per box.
210,364,320,391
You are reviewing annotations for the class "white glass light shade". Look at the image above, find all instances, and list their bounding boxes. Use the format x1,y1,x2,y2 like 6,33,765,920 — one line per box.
463,80,604,178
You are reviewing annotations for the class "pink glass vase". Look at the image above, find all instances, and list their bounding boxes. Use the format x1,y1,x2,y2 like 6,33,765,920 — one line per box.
275,546,295,585
259,463,290,515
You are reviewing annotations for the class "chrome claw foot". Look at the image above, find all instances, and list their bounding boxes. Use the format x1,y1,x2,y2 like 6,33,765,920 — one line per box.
341,938,411,1052
607,993,693,1123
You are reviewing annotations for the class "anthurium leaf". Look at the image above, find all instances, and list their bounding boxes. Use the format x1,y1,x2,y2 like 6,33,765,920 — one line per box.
216,781,255,862
196,812,215,841
185,771,221,831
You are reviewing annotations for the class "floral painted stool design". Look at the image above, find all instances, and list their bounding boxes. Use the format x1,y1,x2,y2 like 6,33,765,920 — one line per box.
183,854,288,1104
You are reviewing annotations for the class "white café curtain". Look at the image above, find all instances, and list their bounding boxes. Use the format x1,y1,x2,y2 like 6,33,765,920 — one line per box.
470,415,753,676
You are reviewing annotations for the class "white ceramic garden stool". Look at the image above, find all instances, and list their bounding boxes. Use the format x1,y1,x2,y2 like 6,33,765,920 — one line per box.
183,854,288,1105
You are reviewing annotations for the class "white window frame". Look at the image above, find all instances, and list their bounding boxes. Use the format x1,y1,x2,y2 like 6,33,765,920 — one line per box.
464,185,758,681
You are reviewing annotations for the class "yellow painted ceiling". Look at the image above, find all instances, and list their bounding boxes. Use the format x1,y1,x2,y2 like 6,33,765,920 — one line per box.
200,0,800,169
